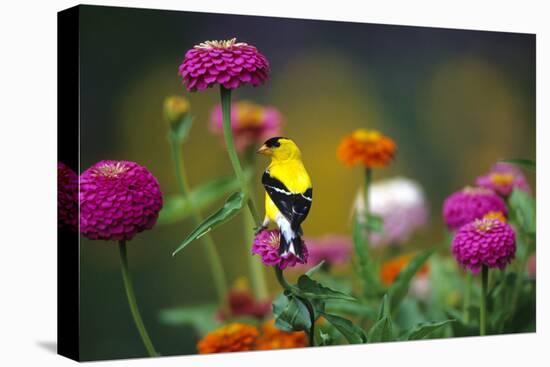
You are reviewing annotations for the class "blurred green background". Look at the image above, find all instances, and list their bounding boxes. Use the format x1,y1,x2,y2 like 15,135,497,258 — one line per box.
77,5,535,360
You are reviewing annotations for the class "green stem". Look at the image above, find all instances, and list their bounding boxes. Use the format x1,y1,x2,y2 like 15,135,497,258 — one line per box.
118,241,158,357
169,134,228,307
243,208,269,299
463,271,472,324
220,87,250,203
273,267,316,346
363,168,372,227
480,265,488,336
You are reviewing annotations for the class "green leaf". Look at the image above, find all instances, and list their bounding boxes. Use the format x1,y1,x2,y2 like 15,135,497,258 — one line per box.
305,260,326,277
508,188,536,235
296,275,356,302
172,191,245,256
388,249,434,312
319,330,334,346
368,294,395,342
368,317,394,342
272,293,312,333
320,312,367,344
158,175,242,225
159,304,220,336
500,158,536,172
325,300,377,319
406,320,456,340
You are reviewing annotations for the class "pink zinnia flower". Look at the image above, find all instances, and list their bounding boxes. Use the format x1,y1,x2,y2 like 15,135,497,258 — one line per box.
443,187,507,231
476,162,531,197
58,162,78,231
210,101,282,152
252,229,308,270
79,160,163,241
300,235,352,267
178,38,269,92
452,218,516,273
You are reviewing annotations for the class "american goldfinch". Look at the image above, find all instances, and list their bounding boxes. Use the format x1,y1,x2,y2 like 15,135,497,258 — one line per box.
257,137,312,260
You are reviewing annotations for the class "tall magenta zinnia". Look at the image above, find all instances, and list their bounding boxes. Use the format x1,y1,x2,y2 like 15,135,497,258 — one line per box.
79,160,162,357
443,187,507,231
58,162,78,231
476,162,531,197
79,160,163,241
178,38,269,91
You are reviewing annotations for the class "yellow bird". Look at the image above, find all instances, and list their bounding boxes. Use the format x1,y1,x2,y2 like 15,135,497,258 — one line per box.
257,137,312,260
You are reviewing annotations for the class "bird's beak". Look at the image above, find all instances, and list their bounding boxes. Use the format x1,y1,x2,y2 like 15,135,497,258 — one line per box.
256,144,271,155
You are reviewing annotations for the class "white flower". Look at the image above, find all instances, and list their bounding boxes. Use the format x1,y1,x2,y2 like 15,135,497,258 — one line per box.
355,176,429,246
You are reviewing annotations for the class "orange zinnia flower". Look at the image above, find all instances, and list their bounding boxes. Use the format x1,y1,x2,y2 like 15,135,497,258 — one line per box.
255,320,308,350
483,211,507,223
197,323,259,354
380,253,429,286
337,128,396,168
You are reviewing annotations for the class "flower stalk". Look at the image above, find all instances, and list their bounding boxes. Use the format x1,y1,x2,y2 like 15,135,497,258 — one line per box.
274,267,316,347
220,86,269,300
168,132,228,307
480,265,488,336
118,241,158,357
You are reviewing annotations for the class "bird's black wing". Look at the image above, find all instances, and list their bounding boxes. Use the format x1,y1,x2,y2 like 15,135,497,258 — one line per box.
262,171,312,231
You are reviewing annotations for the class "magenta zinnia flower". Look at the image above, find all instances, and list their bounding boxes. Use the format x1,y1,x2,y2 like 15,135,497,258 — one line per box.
79,160,163,241
476,162,531,197
210,101,282,152
300,235,352,267
443,187,507,231
252,229,308,270
452,218,516,273
178,38,269,92
58,162,78,231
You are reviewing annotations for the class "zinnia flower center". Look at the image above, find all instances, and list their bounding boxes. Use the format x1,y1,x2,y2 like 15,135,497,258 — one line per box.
490,173,514,186
267,232,280,248
236,102,265,128
463,186,493,196
93,162,130,178
195,38,247,49
352,128,382,143
473,218,495,232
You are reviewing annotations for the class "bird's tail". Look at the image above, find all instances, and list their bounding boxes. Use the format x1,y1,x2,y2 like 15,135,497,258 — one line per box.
279,229,306,260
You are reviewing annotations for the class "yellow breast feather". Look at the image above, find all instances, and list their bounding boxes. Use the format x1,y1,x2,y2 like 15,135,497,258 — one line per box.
267,160,311,193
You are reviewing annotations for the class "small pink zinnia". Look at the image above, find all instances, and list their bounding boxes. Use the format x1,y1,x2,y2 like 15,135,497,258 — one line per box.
476,162,531,197
443,186,507,231
58,162,78,231
178,38,270,92
210,101,282,152
252,229,308,270
452,218,516,273
300,235,352,268
79,160,163,241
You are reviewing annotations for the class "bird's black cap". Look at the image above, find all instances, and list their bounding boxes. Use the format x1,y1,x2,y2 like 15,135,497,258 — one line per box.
263,136,287,148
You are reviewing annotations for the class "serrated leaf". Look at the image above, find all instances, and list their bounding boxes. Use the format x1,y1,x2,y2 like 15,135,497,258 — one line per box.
406,320,456,340
305,260,326,277
159,304,219,336
320,312,367,344
172,191,245,256
158,175,242,225
509,188,536,235
272,293,312,333
388,250,434,312
500,158,535,172
296,275,356,302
